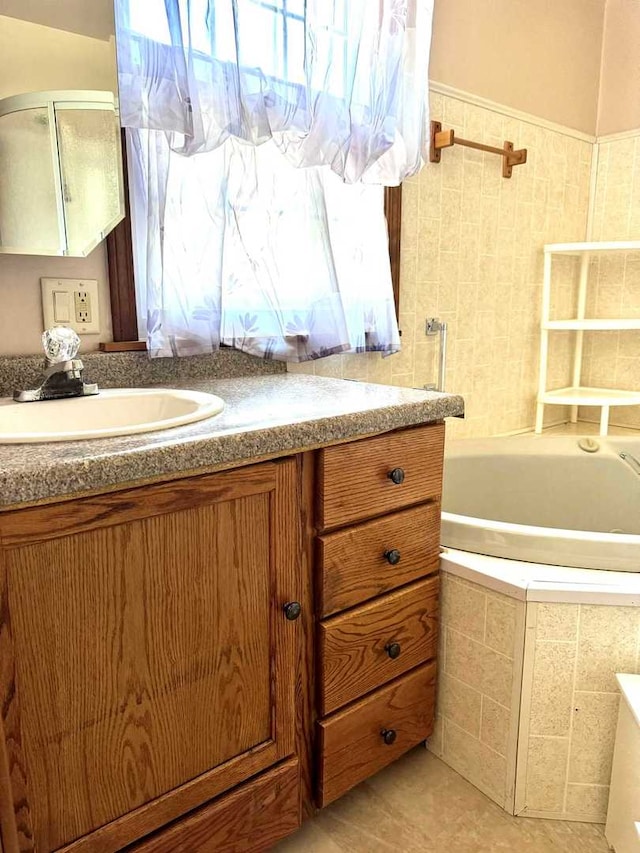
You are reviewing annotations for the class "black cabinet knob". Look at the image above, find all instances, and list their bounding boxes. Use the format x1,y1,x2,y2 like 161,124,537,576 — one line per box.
385,642,401,660
387,468,405,485
381,729,397,745
283,601,302,621
384,549,401,565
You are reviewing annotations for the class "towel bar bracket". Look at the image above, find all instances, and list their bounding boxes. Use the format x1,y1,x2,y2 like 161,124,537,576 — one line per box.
429,120,527,178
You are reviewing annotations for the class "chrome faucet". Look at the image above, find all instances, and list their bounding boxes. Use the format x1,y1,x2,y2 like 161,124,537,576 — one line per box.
14,327,99,402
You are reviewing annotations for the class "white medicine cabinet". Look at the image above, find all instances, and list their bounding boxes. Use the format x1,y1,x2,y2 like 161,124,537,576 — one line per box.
0,90,124,257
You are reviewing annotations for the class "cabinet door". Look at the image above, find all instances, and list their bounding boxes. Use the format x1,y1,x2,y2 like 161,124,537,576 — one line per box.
0,460,299,853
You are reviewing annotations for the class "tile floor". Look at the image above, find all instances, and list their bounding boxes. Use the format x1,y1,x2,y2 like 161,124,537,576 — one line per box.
275,748,611,853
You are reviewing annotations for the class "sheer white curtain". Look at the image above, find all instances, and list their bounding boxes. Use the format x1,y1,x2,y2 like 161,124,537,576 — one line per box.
115,0,433,360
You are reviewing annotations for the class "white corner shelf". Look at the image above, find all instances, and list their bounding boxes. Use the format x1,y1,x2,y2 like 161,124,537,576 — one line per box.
540,387,640,406
543,240,640,255
543,319,640,331
536,241,640,436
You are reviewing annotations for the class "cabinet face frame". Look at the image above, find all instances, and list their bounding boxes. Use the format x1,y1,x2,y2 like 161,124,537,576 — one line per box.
0,460,300,853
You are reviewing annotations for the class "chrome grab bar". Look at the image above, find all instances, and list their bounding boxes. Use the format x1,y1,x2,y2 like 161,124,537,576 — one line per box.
620,452,640,476
425,317,448,392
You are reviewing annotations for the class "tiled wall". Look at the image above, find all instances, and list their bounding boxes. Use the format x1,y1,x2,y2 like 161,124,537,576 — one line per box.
580,131,640,428
428,572,525,810
290,89,594,438
518,601,640,822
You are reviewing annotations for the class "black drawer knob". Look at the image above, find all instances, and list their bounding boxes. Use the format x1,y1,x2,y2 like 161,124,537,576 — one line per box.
283,601,302,621
387,467,405,485
384,549,401,565
381,728,397,745
385,642,401,660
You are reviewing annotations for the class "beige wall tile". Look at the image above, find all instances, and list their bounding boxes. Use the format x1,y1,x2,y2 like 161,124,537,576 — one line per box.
568,692,620,785
529,641,576,737
480,696,511,757
338,353,368,381
484,594,517,657
444,719,507,805
293,91,593,438
580,132,640,428
565,784,610,821
312,354,344,379
427,714,444,757
536,604,579,642
445,629,514,707
441,575,486,642
453,575,492,599
575,605,640,693
439,673,482,737
524,736,569,812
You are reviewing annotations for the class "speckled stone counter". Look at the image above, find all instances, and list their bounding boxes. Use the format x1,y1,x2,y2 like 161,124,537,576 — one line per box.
0,374,464,509
0,348,283,398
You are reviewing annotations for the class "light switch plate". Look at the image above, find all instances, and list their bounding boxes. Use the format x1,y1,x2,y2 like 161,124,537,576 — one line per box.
41,278,101,335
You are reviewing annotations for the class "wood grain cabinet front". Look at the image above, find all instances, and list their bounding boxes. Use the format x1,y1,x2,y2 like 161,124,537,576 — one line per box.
0,461,301,853
317,662,437,807
317,423,444,530
126,759,300,853
0,422,448,848
319,577,439,715
317,503,441,618
315,423,444,808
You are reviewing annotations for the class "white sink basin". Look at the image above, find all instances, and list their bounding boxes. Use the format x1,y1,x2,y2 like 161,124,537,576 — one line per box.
0,388,224,443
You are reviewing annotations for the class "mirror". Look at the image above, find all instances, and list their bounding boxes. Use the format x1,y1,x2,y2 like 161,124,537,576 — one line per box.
0,0,124,257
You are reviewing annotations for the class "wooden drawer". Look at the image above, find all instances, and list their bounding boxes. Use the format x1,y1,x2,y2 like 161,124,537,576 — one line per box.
317,503,441,617
317,424,444,530
317,662,437,807
127,759,300,852
319,576,439,715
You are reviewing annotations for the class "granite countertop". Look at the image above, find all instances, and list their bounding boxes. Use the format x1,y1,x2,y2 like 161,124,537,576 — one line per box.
0,374,464,509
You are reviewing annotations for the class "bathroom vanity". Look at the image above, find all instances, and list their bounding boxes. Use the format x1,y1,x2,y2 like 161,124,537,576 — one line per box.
0,373,463,852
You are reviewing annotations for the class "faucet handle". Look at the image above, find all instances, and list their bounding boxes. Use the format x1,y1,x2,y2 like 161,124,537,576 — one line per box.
42,327,81,364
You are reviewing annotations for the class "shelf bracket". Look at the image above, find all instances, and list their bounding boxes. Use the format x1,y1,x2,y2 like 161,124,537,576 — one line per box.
429,120,527,178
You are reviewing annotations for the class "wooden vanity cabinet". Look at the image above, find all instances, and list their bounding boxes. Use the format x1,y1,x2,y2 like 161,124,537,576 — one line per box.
0,420,447,850
0,460,301,853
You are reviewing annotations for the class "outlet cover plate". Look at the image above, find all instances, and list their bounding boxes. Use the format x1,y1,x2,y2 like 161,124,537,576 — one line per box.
41,278,100,335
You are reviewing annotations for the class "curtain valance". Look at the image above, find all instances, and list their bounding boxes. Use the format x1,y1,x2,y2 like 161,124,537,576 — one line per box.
115,0,433,184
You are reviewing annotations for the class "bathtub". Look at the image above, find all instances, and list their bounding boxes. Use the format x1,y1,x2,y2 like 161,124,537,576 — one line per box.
441,434,640,572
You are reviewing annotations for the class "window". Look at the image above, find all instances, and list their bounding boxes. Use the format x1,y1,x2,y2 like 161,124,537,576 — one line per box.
106,0,427,355
105,163,402,349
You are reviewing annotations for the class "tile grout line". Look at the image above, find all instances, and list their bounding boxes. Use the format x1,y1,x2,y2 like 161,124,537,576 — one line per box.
445,716,508,760
562,603,583,815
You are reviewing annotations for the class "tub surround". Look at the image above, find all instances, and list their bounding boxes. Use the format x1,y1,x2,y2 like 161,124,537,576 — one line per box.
428,571,525,813
0,374,463,508
442,549,640,606
517,600,640,824
436,556,640,825
435,430,640,826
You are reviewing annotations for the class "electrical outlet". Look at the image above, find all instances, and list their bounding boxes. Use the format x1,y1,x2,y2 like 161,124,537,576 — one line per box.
41,278,100,335
74,291,93,325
